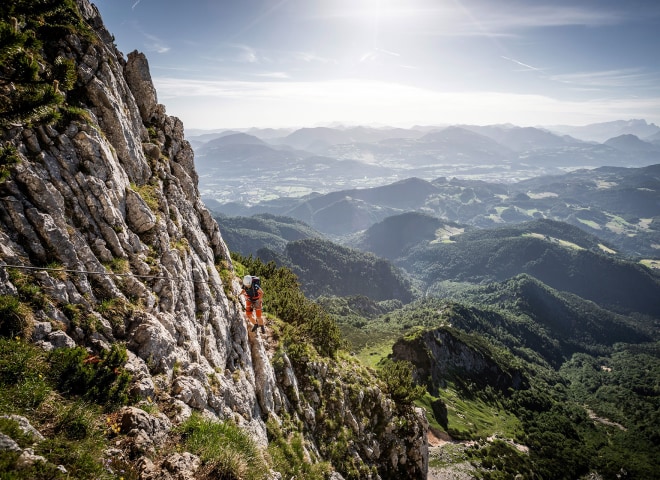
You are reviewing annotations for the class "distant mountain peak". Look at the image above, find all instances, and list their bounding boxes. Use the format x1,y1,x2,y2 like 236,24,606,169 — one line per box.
207,132,267,146
604,133,659,152
547,118,660,143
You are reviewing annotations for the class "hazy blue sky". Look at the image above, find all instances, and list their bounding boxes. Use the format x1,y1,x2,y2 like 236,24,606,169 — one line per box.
93,0,660,130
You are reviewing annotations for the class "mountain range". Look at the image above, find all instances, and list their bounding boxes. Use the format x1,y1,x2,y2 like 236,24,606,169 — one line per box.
213,164,660,258
219,208,660,478
193,121,660,208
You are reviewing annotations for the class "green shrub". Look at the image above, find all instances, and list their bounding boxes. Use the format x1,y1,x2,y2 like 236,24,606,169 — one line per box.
378,359,426,406
177,411,267,480
0,144,21,182
267,417,332,480
0,0,87,128
232,253,345,357
0,338,138,479
0,295,32,338
6,268,48,310
48,343,131,409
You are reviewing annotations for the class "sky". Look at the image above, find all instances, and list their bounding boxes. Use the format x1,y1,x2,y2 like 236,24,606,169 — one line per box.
92,0,660,130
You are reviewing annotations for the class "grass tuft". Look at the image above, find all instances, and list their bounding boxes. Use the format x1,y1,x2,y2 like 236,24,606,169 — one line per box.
177,411,267,480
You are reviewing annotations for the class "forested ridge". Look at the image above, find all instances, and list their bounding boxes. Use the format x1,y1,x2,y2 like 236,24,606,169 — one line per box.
255,238,416,302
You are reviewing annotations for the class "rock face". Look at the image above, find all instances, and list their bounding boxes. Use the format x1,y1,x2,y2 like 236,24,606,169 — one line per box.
392,327,525,395
0,1,427,479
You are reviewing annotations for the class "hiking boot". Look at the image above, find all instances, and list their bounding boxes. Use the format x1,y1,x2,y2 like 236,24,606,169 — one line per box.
251,324,259,333
260,325,265,334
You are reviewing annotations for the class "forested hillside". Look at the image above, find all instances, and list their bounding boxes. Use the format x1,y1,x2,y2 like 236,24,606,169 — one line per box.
398,219,660,316
214,213,322,256
258,238,415,302
393,312,660,479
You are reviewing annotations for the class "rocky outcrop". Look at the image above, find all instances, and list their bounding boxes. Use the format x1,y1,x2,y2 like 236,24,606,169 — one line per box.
392,327,526,395
0,1,428,478
280,353,429,478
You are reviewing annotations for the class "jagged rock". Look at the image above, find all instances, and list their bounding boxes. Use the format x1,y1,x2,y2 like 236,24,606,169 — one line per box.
125,351,156,400
137,457,165,480
15,448,47,469
125,51,158,124
31,321,53,342
47,330,77,349
249,332,282,415
127,313,177,373
125,187,156,233
119,406,172,455
162,452,201,480
0,415,45,443
0,264,18,296
0,433,20,452
172,375,208,410
393,328,525,393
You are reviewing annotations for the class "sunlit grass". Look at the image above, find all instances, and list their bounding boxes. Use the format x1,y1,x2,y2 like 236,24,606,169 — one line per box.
355,339,396,369
640,259,660,270
598,243,617,254
524,233,584,250
577,218,600,229
432,387,523,441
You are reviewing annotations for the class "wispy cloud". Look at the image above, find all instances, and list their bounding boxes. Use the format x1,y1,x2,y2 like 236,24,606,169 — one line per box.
232,44,260,63
255,72,290,79
131,0,141,10
143,32,169,54
292,52,334,64
360,47,401,63
480,5,622,30
418,3,624,37
502,56,542,72
152,76,660,128
228,0,290,40
550,68,660,90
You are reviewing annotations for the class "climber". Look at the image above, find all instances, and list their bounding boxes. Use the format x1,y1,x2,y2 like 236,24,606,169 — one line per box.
240,275,265,334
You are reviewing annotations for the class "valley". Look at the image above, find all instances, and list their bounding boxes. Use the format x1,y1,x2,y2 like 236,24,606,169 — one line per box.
206,124,660,479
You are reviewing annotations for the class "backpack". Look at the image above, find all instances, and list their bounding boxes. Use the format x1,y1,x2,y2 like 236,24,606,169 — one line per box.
246,276,261,299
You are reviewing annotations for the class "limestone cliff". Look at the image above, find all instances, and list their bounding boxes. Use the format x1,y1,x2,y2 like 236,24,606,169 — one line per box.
0,1,427,478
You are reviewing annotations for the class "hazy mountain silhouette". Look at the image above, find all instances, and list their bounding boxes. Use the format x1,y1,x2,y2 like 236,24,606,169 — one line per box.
604,134,660,153
461,124,583,151
547,119,660,143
